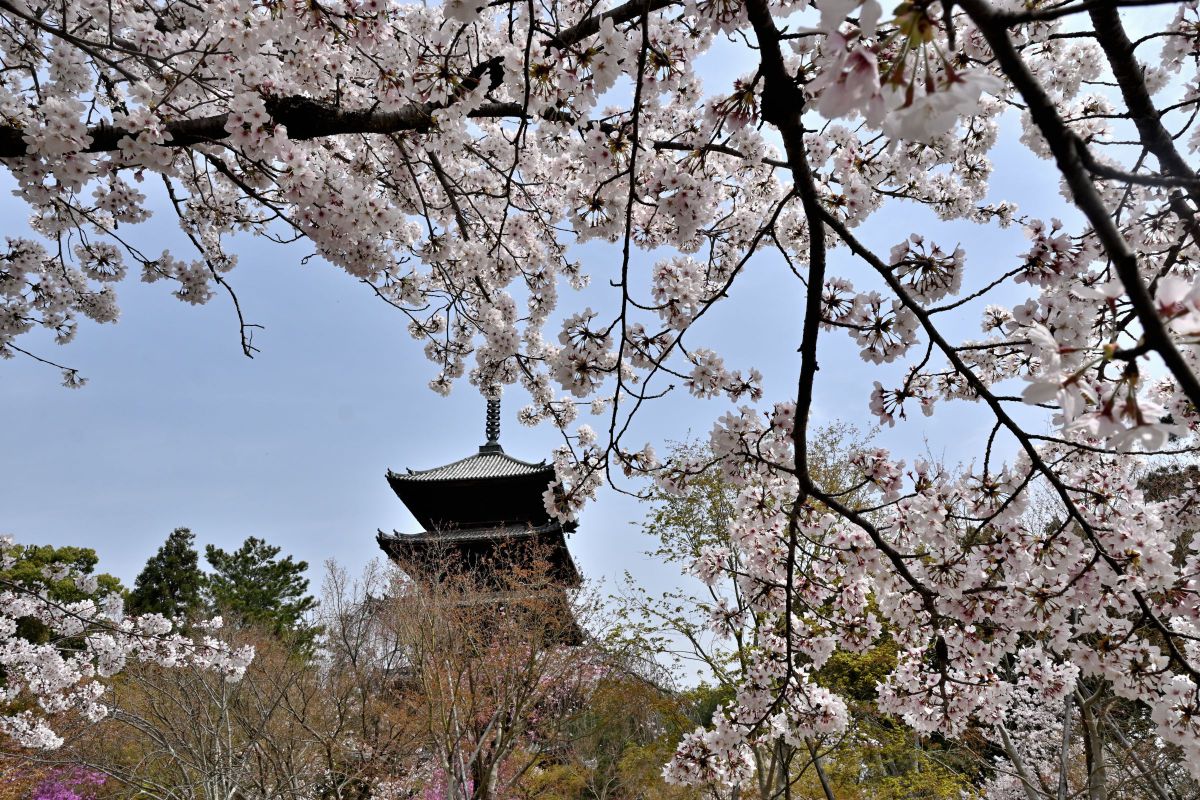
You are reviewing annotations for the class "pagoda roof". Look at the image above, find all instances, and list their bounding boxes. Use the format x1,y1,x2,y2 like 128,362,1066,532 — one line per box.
378,520,568,545
388,447,553,483
377,521,581,586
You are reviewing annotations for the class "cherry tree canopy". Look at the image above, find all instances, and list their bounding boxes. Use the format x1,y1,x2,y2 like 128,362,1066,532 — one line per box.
0,538,252,750
2,0,1200,786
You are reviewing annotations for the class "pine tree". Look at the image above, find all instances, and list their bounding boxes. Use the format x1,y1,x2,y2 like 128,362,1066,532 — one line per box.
204,536,316,643
127,527,205,620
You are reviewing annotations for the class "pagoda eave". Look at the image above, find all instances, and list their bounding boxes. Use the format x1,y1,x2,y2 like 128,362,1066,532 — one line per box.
377,522,581,587
385,457,559,532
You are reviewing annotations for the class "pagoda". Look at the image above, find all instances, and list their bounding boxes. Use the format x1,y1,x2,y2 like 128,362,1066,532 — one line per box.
376,396,581,636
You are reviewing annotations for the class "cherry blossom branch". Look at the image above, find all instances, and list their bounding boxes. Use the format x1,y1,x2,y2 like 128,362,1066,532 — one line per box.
161,174,263,358
3,343,84,387
605,0,652,486
962,0,1200,415
652,140,789,169
0,0,680,160
823,209,1200,682
543,0,680,48
740,0,821,477
1083,153,1200,188
1089,3,1200,204
996,0,1188,26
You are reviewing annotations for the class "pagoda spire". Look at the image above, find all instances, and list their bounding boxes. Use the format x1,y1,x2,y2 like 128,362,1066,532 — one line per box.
481,392,502,453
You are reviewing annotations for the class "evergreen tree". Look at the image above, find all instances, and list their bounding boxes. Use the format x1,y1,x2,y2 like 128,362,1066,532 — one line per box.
204,536,316,643
127,527,205,619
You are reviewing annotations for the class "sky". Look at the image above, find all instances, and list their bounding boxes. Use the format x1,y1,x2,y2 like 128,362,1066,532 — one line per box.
0,21,1081,608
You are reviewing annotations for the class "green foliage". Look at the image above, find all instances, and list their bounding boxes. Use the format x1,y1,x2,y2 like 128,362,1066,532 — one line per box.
127,527,205,620
126,529,316,645
204,536,317,643
678,682,732,729
816,640,897,703
543,673,702,800
811,643,980,799
643,441,738,565
644,422,871,552
0,544,123,601
794,721,978,800
618,423,873,682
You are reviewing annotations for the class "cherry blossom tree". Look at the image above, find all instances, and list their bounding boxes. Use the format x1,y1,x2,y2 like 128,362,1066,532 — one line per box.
0,537,253,753
3,0,1200,794
621,431,976,800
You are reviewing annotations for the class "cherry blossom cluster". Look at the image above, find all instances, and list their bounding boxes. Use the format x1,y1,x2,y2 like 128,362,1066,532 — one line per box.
663,408,1200,788
0,537,253,750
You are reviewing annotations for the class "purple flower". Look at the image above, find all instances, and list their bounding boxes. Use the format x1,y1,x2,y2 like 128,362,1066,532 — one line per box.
33,767,106,800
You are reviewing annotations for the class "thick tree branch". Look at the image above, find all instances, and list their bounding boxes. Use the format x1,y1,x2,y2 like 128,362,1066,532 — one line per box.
1089,3,1200,205
997,0,1186,25
0,99,532,159
744,0,941,634
545,0,680,47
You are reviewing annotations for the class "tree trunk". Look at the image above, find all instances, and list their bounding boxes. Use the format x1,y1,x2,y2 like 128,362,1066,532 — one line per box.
805,738,837,800
998,724,1044,800
1057,693,1072,800
1077,694,1108,800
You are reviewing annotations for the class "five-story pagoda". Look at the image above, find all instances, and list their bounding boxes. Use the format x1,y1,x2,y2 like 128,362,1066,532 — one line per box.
377,396,581,635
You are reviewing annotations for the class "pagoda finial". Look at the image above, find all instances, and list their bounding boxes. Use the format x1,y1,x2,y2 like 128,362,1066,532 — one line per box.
482,389,502,453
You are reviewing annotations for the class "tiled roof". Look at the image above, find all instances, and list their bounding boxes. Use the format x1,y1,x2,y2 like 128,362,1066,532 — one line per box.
377,521,581,588
389,449,553,482
378,521,563,545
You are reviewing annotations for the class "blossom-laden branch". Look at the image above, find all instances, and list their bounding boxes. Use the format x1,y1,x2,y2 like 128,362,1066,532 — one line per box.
3,0,1200,792
0,537,253,750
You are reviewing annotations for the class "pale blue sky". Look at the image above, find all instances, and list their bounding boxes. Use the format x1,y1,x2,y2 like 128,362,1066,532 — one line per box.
0,27,1076,598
